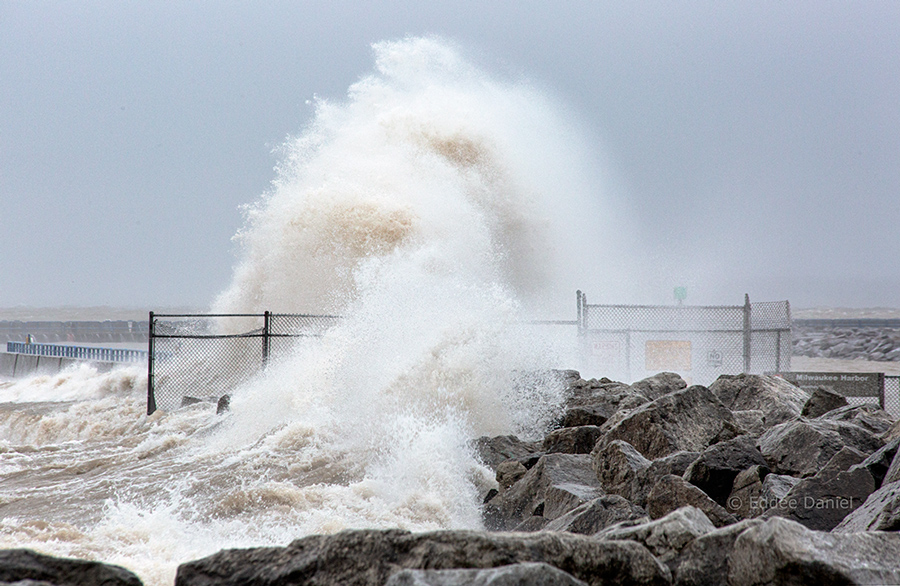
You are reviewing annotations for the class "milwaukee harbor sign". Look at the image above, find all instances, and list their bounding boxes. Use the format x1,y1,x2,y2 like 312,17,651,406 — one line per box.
772,371,885,409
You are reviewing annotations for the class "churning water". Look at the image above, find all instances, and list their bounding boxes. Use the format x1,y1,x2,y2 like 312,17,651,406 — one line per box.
0,38,605,585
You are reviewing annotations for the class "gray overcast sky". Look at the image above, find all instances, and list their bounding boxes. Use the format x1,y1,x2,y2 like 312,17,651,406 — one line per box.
1,1,899,310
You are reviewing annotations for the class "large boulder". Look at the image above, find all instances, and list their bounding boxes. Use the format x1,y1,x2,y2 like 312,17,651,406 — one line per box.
857,437,900,489
759,453,875,531
471,435,542,471
646,474,737,528
595,506,714,569
386,562,588,586
728,517,900,586
631,451,700,509
596,385,740,460
560,379,649,428
544,426,604,455
175,529,673,586
672,519,762,586
0,550,142,586
833,479,900,532
709,374,808,427
483,453,602,531
756,418,882,478
818,404,895,436
592,440,651,503
725,465,769,519
630,372,687,401
682,435,768,506
544,496,648,535
800,385,848,418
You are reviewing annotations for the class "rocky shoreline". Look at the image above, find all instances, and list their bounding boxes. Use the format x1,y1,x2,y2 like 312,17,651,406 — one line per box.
4,370,900,585
793,325,900,362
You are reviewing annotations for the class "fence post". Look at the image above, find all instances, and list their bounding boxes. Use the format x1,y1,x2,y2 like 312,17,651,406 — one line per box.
576,290,584,336
147,311,157,416
742,294,751,374
263,311,270,368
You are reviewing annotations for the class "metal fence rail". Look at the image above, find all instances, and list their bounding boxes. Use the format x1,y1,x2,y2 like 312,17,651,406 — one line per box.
147,312,340,414
6,341,147,363
577,292,791,385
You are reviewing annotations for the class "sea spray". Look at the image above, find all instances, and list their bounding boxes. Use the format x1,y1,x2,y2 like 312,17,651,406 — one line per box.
0,37,605,586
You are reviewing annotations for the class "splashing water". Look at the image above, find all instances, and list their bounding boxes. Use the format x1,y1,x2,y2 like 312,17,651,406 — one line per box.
0,37,603,585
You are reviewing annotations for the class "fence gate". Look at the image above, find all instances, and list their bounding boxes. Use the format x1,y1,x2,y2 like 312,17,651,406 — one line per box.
577,292,792,386
147,312,339,414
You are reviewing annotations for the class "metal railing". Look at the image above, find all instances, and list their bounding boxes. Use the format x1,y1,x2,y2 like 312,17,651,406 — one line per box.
6,341,148,363
577,292,792,385
147,312,340,414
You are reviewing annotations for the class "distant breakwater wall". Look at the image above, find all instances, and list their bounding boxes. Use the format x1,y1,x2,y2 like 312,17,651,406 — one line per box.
0,320,148,344
0,352,117,379
793,319,900,362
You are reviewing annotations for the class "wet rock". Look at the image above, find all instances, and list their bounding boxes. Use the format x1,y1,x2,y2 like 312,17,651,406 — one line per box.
760,453,874,531
728,517,900,586
543,426,604,455
560,379,649,428
544,495,648,535
725,465,769,519
818,404,895,436
175,529,673,586
592,440,650,503
646,474,737,528
386,562,589,586
756,418,881,478
471,435,542,471
833,479,900,532
495,460,527,491
483,454,602,531
709,374,808,428
858,437,900,489
630,372,687,401
730,410,766,437
596,385,740,460
683,435,768,507
672,519,762,586
631,451,700,509
596,506,714,569
0,549,142,586
800,386,847,418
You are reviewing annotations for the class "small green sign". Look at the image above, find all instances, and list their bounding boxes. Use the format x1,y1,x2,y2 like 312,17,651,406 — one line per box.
674,287,687,301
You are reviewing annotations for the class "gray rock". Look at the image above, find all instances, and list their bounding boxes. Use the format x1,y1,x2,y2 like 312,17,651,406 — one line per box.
728,517,900,586
630,372,687,401
760,458,874,531
471,435,542,471
592,440,651,503
483,453,602,531
646,474,737,528
759,473,800,508
0,549,142,586
596,506,714,569
800,385,848,418
561,379,649,428
386,562,589,586
730,410,766,437
672,519,762,586
756,418,881,478
683,435,768,506
856,437,900,488
818,404,895,436
543,426,604,455
709,374,808,427
631,451,700,509
495,460,527,491
833,479,900,532
726,465,768,519
544,495,648,535
174,529,673,586
596,385,740,460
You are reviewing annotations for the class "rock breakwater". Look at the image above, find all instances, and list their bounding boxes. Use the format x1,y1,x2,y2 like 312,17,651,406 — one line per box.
793,325,900,362
6,371,900,585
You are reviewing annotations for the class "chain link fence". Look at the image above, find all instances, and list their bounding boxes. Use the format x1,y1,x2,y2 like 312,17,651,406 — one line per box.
147,312,339,414
577,292,792,386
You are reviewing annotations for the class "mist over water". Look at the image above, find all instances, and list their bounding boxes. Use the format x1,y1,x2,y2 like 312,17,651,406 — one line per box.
0,38,606,585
